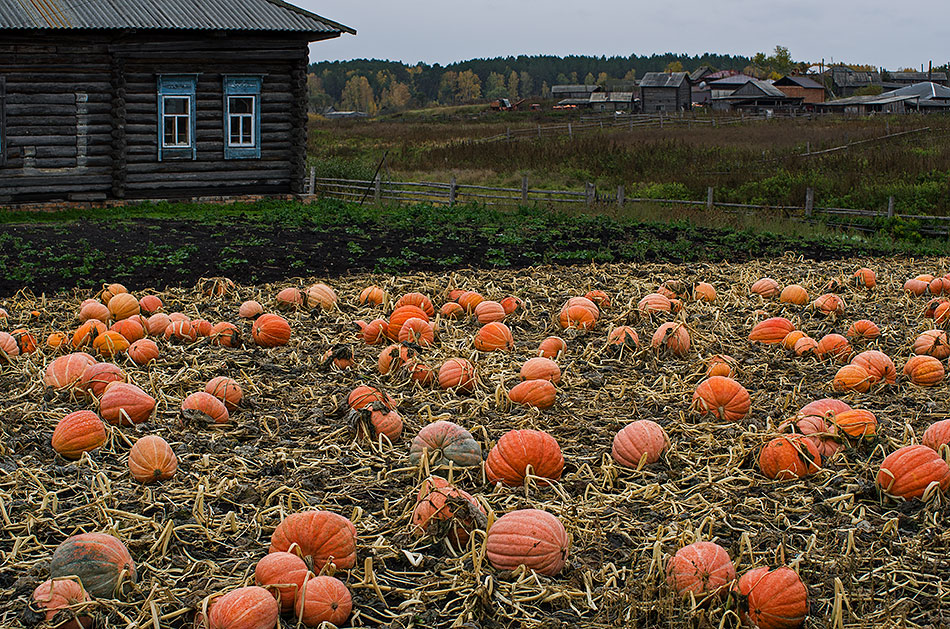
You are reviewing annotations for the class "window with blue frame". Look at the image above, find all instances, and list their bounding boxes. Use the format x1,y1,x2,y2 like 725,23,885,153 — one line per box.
157,75,197,161
223,76,262,159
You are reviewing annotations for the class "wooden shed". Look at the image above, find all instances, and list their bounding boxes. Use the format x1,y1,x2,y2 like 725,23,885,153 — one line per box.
773,76,826,104
639,72,692,113
0,0,354,204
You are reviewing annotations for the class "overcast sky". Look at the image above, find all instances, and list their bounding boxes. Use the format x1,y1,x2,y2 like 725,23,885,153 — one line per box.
303,0,949,70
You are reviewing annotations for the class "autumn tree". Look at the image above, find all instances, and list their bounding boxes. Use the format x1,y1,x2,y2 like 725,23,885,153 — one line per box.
519,71,533,97
507,70,519,99
664,61,684,73
340,75,376,114
583,72,596,85
485,72,508,99
457,70,482,102
438,71,458,104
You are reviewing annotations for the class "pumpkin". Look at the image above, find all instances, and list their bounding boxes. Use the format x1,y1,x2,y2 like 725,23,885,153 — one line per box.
913,329,950,359
404,359,436,385
239,300,264,319
79,362,127,398
792,336,818,356
831,409,878,439
72,320,107,349
693,282,717,302
846,319,880,341
398,317,435,346
781,331,805,351
191,319,213,337
706,354,736,378
356,318,388,344
520,357,561,383
796,398,851,420
485,509,569,576
99,382,156,426
651,322,690,357
606,326,640,351
251,314,290,348
474,300,506,324
182,391,230,424
254,552,308,614
164,320,197,344
692,376,751,422
582,289,610,308
269,510,357,570
750,277,780,298
508,379,557,409
457,291,484,313
904,278,929,296
486,429,563,486
0,331,18,361
637,293,672,316
934,301,950,325
378,343,414,375
759,435,822,480
474,322,514,351
779,413,839,459
138,295,163,315
931,277,949,296
411,476,485,549
922,419,950,454
50,533,136,599
815,334,851,362
666,541,735,597
387,305,429,340
45,353,97,390
359,285,387,307
438,358,476,392
79,300,110,324
903,355,945,386
128,435,178,483
29,579,92,629
47,332,69,351
409,420,482,468
295,576,352,628
501,296,522,314
93,331,130,358
205,376,243,412
107,293,139,322
812,293,844,316
210,322,241,348
52,410,107,460
355,407,403,441
128,339,160,365
877,444,950,500
850,350,896,385
99,282,128,305
612,420,669,469
853,267,876,289
394,292,434,317
749,317,794,344
779,284,808,305
206,586,279,629
440,302,465,319
145,313,171,336
275,287,305,309
923,297,947,319
347,385,396,411
558,296,599,330
736,566,808,629
832,364,871,393
110,317,145,343
306,283,337,310
538,336,567,358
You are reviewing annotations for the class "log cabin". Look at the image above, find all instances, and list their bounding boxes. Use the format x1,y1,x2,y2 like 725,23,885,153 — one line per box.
0,0,354,204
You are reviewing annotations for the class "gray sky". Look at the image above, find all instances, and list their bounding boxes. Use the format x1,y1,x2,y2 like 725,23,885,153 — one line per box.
303,0,949,70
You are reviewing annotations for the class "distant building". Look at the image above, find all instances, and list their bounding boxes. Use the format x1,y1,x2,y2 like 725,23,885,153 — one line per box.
707,74,756,99
824,67,894,97
639,72,692,112
552,84,602,101
773,76,826,104
817,92,917,114
888,82,950,110
712,79,803,112
588,92,634,112
890,72,949,86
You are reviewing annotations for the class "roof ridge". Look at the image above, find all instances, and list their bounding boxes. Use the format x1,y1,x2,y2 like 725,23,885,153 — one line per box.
258,0,354,34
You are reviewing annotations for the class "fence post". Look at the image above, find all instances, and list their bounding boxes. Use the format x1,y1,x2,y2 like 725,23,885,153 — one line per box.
885,120,890,135
659,112,664,128
629,116,633,131
617,185,624,207
308,166,315,195
887,196,895,218
805,187,814,217
521,175,529,204
806,141,810,154
449,176,457,206
374,174,381,204
585,183,595,207
506,126,511,141
568,122,573,138
706,186,714,211
537,124,542,139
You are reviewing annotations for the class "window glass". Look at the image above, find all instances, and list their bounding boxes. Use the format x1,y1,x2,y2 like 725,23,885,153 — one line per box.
163,96,191,148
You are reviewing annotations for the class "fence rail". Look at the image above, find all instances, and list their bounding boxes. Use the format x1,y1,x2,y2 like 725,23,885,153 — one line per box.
305,172,950,237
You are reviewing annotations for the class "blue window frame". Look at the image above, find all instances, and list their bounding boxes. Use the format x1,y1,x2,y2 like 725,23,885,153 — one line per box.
223,76,262,159
157,75,197,161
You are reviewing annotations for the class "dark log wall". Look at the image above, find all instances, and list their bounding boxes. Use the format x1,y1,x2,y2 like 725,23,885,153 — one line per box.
0,32,312,203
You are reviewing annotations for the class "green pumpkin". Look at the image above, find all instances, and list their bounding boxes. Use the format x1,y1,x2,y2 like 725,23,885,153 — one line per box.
50,533,136,599
409,420,482,468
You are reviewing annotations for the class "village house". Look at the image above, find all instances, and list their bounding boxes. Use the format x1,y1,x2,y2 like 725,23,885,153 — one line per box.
711,79,803,113
773,75,826,104
890,71,949,86
639,72,692,113
0,0,353,204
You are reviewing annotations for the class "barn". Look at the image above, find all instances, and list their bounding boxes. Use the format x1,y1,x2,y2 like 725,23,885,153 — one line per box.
0,0,354,204
639,72,692,113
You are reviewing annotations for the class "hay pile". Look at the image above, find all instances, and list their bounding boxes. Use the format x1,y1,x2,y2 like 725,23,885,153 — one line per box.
1,256,948,628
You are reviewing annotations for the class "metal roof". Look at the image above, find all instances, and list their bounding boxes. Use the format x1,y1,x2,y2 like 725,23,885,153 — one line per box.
733,79,788,98
589,92,607,102
773,75,824,89
639,72,689,88
707,74,755,88
551,84,601,94
0,0,355,34
891,71,948,82
607,92,633,102
890,81,950,101
820,92,918,107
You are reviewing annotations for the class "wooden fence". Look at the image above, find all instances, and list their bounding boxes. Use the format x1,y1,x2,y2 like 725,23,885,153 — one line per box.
305,172,950,237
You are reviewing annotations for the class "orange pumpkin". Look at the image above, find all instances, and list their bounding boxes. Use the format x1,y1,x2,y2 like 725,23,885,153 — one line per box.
44,353,97,390
405,358,436,386
474,322,514,352
612,420,669,469
138,295,163,315
100,382,156,426
409,420,482,469
812,293,845,316
606,326,640,351
846,319,880,341
693,282,717,302
485,429,563,486
520,357,561,383
110,317,146,344
50,532,135,599
356,318,388,345
239,300,264,319
876,444,950,500
508,379,556,409
749,317,794,344
438,358,476,392
903,355,945,386
107,292,140,322
387,305,429,340
79,300,110,324
398,317,435,346
411,476,485,549
210,322,241,348
558,296,599,330
779,413,840,459
206,586,278,629
0,331,18,361
145,313,171,336
439,302,465,319
164,320,197,344
205,376,243,412
98,283,127,306
306,283,337,310
251,313,290,348
779,284,808,305
72,320,107,349
254,551,308,614
666,541,735,597
853,267,876,289
922,419,950,454
128,435,178,483
457,291,484,313
93,331,130,358
276,287,305,309
904,278,929,296
735,566,808,629
537,336,567,358
832,364,871,393
850,350,896,385
781,331,806,351
815,334,851,362
500,296,522,314
394,292,434,317
182,392,230,424
52,410,107,460
29,579,92,629
759,435,822,480
793,336,818,356
359,285,387,307
705,354,737,378
692,376,751,422
269,510,357,570
485,509,569,576
128,339,160,365
355,407,403,441
378,343,414,375
637,293,672,316
347,385,396,411
750,277,780,298
831,409,878,439
913,329,950,360
296,576,352,627
79,362,127,398
473,300,506,324
651,322,690,357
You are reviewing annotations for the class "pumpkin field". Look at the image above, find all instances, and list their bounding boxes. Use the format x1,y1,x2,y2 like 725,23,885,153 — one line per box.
2,257,950,629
